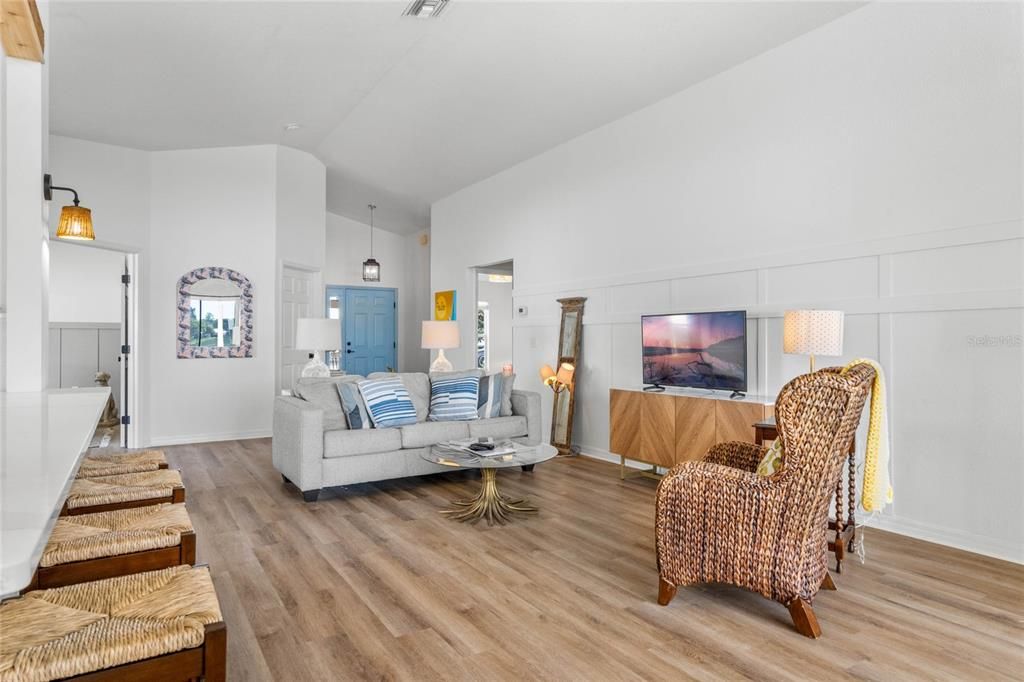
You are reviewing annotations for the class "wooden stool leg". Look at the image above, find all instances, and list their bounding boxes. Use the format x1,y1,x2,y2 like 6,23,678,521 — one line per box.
203,622,227,682
657,577,678,606
821,572,837,591
787,598,822,638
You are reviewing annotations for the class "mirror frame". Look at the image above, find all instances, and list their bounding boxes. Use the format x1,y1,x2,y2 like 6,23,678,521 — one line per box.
176,266,254,358
551,296,586,455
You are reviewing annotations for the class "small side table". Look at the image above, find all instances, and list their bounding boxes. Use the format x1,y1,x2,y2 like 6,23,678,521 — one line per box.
754,418,857,573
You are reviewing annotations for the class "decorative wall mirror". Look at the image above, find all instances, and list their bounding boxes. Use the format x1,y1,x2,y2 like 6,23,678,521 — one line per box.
551,297,585,455
176,266,254,358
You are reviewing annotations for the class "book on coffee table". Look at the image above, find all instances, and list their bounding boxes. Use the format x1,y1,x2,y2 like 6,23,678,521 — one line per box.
439,439,517,457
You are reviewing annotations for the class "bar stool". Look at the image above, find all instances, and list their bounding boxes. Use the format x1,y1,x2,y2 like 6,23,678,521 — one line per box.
63,469,185,516
0,565,226,681
28,503,195,591
77,449,168,478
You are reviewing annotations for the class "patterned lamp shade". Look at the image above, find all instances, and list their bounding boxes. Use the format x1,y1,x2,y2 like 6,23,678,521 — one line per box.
783,310,844,365
56,205,95,241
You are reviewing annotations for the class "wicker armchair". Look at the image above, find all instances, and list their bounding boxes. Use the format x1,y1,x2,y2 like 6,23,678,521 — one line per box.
654,365,875,638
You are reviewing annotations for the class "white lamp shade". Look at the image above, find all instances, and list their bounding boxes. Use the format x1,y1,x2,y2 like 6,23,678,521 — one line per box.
783,310,844,356
421,320,460,350
295,318,341,351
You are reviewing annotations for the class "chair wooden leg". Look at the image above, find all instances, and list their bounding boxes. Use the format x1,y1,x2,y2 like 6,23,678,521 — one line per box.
203,622,227,682
657,577,677,606
820,572,837,591
787,598,822,638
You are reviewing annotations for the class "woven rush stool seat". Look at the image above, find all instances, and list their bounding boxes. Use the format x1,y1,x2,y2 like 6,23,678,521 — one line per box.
76,450,168,479
0,565,226,682
63,470,185,516
30,504,195,591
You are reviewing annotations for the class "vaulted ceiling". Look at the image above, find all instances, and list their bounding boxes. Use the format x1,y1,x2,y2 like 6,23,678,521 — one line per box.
49,1,861,233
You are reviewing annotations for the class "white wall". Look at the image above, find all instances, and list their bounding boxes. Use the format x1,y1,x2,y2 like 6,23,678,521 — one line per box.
46,136,329,446
478,276,513,372
431,3,1024,562
2,7,51,391
147,146,278,445
275,146,326,271
48,242,123,323
324,212,430,372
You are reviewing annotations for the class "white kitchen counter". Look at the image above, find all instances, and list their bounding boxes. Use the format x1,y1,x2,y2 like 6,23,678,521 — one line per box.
0,387,109,597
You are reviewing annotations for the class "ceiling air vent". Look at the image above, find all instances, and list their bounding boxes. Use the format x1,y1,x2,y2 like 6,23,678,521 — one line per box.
403,0,449,18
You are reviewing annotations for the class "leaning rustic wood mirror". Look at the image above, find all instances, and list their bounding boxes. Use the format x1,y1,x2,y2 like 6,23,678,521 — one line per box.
551,297,586,455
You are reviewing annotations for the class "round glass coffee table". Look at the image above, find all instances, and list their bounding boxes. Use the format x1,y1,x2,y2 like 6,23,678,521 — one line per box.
423,441,558,525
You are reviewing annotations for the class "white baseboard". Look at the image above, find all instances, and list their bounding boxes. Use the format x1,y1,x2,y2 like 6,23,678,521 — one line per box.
576,445,666,472
575,445,1023,565
147,429,272,447
865,514,1023,565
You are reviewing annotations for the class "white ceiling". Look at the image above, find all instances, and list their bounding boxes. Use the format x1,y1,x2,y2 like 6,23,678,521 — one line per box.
49,1,862,234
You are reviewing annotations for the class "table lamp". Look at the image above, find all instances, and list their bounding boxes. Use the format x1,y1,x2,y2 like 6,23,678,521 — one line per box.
296,318,341,377
422,320,459,372
783,310,844,372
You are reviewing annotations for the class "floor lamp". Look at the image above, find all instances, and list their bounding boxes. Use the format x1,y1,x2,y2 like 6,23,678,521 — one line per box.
783,310,845,372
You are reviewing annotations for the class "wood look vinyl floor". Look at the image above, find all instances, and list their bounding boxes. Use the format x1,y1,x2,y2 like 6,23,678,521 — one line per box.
163,439,1024,681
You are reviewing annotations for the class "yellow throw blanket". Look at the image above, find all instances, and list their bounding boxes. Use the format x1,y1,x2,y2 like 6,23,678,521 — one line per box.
842,358,893,513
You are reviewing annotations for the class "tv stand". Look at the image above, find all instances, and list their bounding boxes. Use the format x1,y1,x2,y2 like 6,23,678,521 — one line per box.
643,384,666,393
610,388,773,477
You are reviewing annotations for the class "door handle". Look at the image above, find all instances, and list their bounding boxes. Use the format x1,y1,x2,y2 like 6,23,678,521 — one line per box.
346,349,355,354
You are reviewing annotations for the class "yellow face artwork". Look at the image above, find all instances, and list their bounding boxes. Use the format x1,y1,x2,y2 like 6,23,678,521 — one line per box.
434,290,455,321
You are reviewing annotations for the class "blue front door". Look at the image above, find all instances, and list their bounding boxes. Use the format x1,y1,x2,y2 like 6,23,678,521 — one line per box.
334,287,396,375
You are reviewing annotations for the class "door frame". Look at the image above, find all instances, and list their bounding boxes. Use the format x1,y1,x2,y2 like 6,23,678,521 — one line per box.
48,241,141,448
324,285,399,373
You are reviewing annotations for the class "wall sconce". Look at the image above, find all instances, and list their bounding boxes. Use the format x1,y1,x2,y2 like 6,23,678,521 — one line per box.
539,362,575,394
43,174,95,241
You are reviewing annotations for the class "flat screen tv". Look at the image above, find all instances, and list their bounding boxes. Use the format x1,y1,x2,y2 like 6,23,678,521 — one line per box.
641,310,747,392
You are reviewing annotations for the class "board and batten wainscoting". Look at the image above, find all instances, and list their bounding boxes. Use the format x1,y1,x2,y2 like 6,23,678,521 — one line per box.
505,222,1023,563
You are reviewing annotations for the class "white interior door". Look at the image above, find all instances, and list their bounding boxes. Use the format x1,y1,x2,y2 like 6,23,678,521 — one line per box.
280,266,316,393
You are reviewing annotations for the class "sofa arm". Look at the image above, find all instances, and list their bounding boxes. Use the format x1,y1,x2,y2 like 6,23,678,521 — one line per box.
272,396,324,493
511,389,542,445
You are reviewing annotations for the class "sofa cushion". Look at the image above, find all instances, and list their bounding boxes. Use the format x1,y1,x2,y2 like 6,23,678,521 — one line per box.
358,378,418,428
429,369,483,381
500,373,516,417
324,428,403,458
368,372,430,422
292,375,363,431
429,375,480,422
468,416,528,441
399,421,470,449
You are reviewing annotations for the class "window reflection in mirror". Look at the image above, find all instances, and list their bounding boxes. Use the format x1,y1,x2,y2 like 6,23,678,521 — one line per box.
187,278,241,348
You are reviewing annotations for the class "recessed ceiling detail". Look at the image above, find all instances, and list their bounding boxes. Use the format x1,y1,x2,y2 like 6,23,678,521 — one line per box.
48,2,864,234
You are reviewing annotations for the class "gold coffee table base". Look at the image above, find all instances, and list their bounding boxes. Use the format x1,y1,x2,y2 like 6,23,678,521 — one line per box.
441,468,537,525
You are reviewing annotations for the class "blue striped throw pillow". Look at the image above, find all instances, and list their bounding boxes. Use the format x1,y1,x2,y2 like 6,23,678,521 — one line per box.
358,378,418,428
477,373,505,419
429,375,481,422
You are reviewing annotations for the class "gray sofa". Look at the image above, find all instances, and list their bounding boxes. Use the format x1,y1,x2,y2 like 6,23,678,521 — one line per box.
272,371,542,501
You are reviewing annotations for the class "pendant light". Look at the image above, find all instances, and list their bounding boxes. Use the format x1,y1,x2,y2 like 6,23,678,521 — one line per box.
44,174,95,240
362,203,381,282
